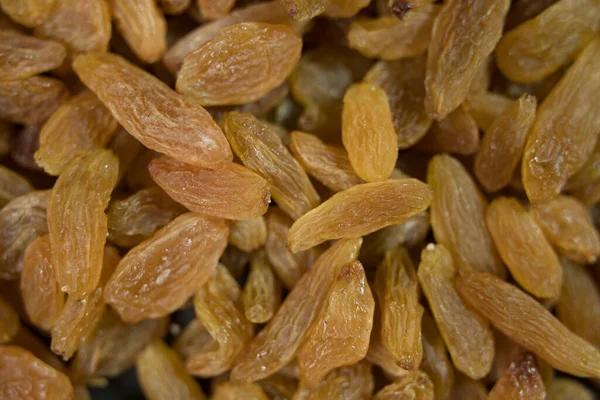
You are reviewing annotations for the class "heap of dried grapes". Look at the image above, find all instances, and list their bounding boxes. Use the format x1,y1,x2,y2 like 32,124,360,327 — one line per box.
0,0,599,399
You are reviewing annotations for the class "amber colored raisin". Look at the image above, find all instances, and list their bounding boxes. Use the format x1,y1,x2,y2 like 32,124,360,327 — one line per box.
229,217,267,252
421,311,454,400
347,5,439,60
456,271,600,378
375,247,423,370
213,382,269,400
290,131,363,192
242,250,281,324
425,0,510,120
176,23,301,107
486,197,562,300
0,166,33,208
224,112,319,220
496,0,599,83
0,346,73,399
450,373,488,400
522,39,600,203
342,83,397,182
488,353,545,400
415,105,479,156
530,195,600,264
0,295,19,343
231,239,361,382
373,370,434,400
73,52,232,169
324,0,369,17
107,187,185,248
297,261,374,385
0,75,69,125
474,94,537,192
565,150,600,191
35,91,119,175
466,91,513,131
293,362,374,400
279,0,332,20
0,190,49,280
418,243,494,380
159,0,189,14
149,157,271,220
197,0,235,19
427,154,505,277
0,31,66,80
173,319,216,361
9,326,65,373
364,56,431,149
548,377,595,400
288,179,432,253
20,235,64,332
0,0,56,27
137,339,206,400
366,327,409,379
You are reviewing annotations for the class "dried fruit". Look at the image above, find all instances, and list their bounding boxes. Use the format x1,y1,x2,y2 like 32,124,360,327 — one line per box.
290,131,363,192
0,76,69,125
8,326,65,373
0,31,66,80
149,157,271,220
375,247,423,370
0,190,49,280
73,52,232,169
505,0,559,30
213,382,269,400
425,0,510,120
20,235,64,332
107,187,185,248
556,258,600,347
109,127,143,182
496,0,600,83
220,246,250,280
324,0,370,17
231,239,361,382
229,217,267,252
35,91,119,175
197,0,235,19
11,124,42,171
366,326,408,379
242,250,281,324
48,150,118,299
173,319,216,361
466,91,513,131
415,105,479,156
111,0,167,63
522,38,600,203
530,195,600,264
364,57,431,149
0,295,19,343
373,370,434,400
159,0,190,14
342,83,397,182
297,261,374,385
104,213,228,323
288,179,432,253
0,346,73,399
474,94,537,192
0,166,33,208
421,311,454,400
564,150,600,191
450,373,488,400
548,377,595,400
456,271,600,378
347,5,439,60
176,23,301,106
488,353,546,400
0,0,56,27
279,0,332,20
137,339,207,400
293,362,374,400
427,154,505,277
485,197,562,300
224,112,319,220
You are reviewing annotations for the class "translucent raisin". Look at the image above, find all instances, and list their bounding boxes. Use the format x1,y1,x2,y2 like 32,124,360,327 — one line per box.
242,250,281,324
213,381,269,400
293,362,374,400
373,370,434,399
421,311,454,400
466,91,513,131
229,217,267,252
0,31,66,80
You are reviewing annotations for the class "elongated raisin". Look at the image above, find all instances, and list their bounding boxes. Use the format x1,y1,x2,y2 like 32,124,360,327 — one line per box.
229,217,267,252
425,0,510,120
421,311,454,400
415,105,479,156
456,271,600,378
466,91,513,131
213,382,269,400
486,197,562,300
293,362,374,400
0,31,66,80
149,157,271,220
224,112,319,220
73,52,232,169
242,250,281,324
0,0,56,27
427,154,505,277
373,370,433,400
522,39,600,203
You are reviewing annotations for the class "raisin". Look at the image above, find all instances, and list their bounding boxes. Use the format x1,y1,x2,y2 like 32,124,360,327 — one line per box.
342,83,397,182
297,261,374,385
197,0,235,19
213,382,269,400
176,23,301,106
137,339,207,400
109,128,143,182
456,271,600,378
324,0,370,17
73,52,232,169
418,243,494,379
0,295,19,343
0,0,55,27
279,0,332,20
486,197,563,300
229,217,267,252
173,319,216,361
0,166,33,208
496,0,600,83
450,373,488,400
159,0,190,14
364,56,431,149
9,326,65,373
425,0,510,120
530,195,600,264
488,353,546,400
565,150,600,191
522,38,600,203
427,154,505,277
375,247,423,370
505,0,559,30
474,93,537,192
35,91,119,176
548,377,595,400
11,124,42,172
0,76,69,125
366,327,409,379
466,91,513,131
0,31,66,80
231,239,362,382
293,362,374,400
0,346,73,399
421,311,454,400
149,157,271,220
347,5,439,60
224,112,319,220
415,105,479,156
373,370,434,399
242,250,281,324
